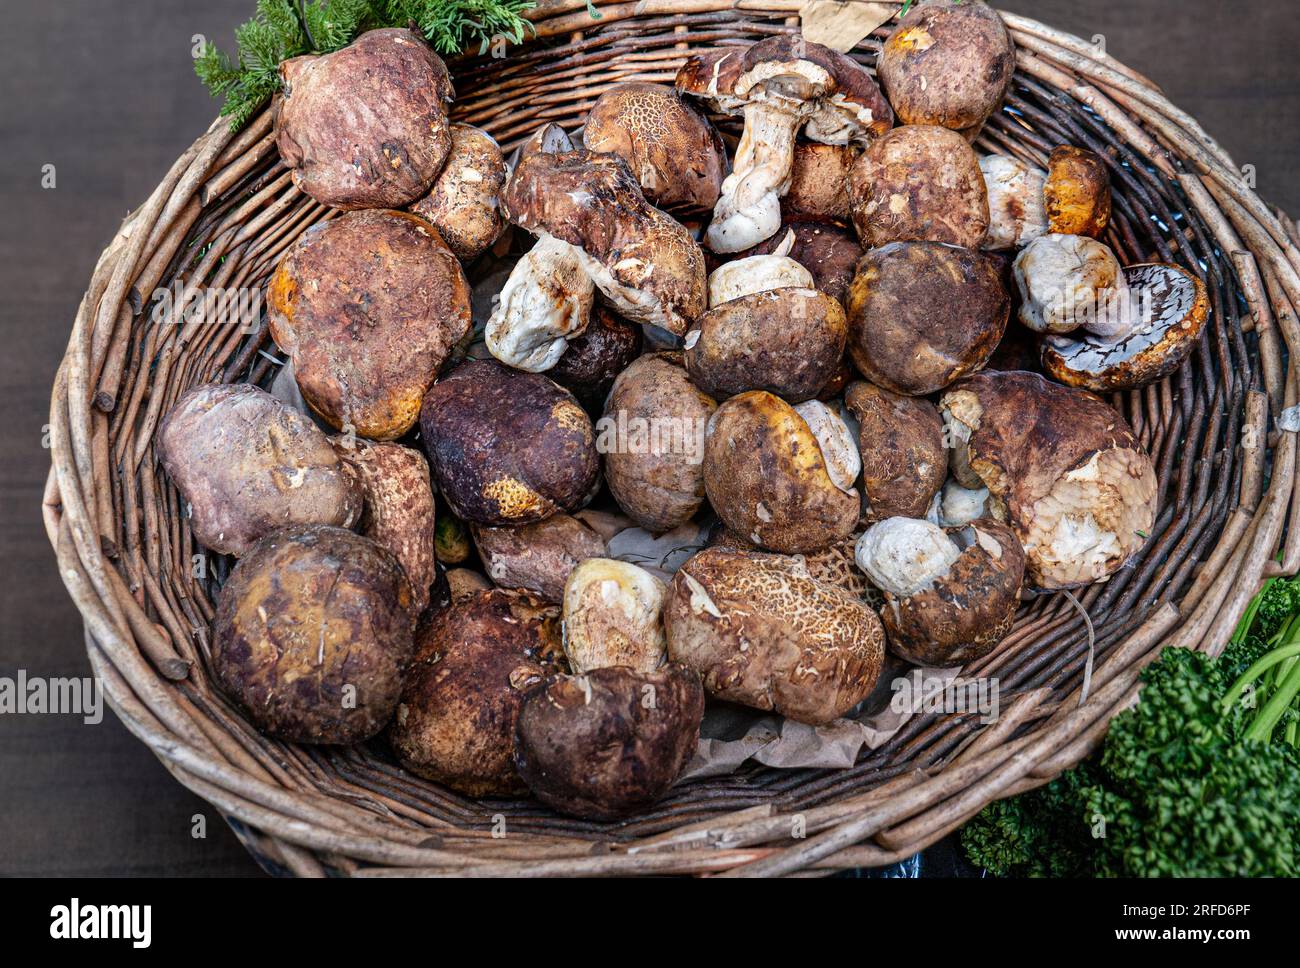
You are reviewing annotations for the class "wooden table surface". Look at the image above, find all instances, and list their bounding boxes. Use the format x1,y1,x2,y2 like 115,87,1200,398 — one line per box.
2,0,1297,877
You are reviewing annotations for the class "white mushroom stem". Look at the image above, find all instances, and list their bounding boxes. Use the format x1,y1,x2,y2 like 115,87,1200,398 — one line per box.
706,102,803,253
486,234,594,372
855,517,961,599
794,400,861,495
707,250,812,305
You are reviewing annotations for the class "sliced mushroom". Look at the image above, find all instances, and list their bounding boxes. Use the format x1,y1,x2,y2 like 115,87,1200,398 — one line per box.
676,36,892,253
863,517,1026,667
501,149,707,335
845,380,947,522
846,241,1009,395
685,287,847,402
848,125,990,248
408,124,507,262
562,558,668,674
1045,146,1112,238
939,370,1157,589
979,154,1049,251
878,0,1016,133
582,82,727,213
664,548,886,725
704,391,860,554
1013,233,1131,337
1041,263,1211,391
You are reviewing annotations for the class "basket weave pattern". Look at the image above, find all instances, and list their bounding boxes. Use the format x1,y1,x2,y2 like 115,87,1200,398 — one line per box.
44,2,1300,877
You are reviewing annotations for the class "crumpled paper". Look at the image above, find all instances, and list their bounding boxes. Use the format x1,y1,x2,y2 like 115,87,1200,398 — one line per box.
799,1,897,53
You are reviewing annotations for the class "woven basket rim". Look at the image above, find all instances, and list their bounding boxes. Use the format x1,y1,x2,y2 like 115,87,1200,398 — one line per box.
44,1,1300,877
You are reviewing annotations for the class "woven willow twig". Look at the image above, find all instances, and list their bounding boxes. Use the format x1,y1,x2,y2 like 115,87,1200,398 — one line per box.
44,2,1300,876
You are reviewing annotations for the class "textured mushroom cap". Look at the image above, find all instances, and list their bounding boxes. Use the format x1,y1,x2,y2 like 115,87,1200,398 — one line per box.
408,123,507,262
1013,233,1127,336
502,149,707,335
708,252,813,305
267,209,472,440
420,360,599,527
547,306,643,408
1045,145,1112,238
562,558,669,674
784,142,857,223
513,664,703,820
388,588,566,796
744,222,863,303
158,383,361,557
878,0,1015,132
855,517,962,598
846,241,1009,395
331,439,436,616
664,548,885,724
849,125,990,248
276,28,453,209
685,287,847,402
1041,263,1211,392
980,154,1049,251
213,525,414,744
845,380,947,521
939,370,1157,589
879,517,1026,667
583,82,727,213
603,354,717,533
472,512,607,603
704,391,860,553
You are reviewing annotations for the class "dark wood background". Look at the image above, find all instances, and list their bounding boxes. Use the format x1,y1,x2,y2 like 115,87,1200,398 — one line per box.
2,0,1297,877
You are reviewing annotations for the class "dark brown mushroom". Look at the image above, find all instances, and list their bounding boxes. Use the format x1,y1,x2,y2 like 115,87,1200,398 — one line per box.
844,380,948,522
472,512,607,603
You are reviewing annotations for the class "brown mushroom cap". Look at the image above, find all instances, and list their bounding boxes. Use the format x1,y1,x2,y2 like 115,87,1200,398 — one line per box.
408,123,507,262
709,526,874,599
1041,263,1210,392
502,148,707,335
845,380,948,522
267,209,472,440
471,512,607,603
784,142,857,224
420,360,600,527
664,548,885,724
603,354,718,533
846,241,1009,395
275,28,454,210
939,370,1157,589
388,588,566,796
704,391,860,553
878,0,1016,132
743,222,864,304
331,439,437,616
684,287,847,402
547,306,643,409
513,664,703,820
849,125,990,248
561,558,669,674
877,517,1025,667
583,82,727,213
157,383,361,557
213,525,414,744
1045,145,1112,238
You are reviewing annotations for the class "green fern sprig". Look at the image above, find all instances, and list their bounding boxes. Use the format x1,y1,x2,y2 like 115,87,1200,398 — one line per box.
196,0,536,130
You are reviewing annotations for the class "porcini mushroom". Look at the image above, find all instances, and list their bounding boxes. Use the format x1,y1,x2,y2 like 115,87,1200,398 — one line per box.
743,222,864,304
980,154,1049,251
1045,145,1112,238
848,125,990,248
939,370,1157,589
561,558,669,674
1013,233,1131,337
409,123,507,262
845,241,1009,395
858,516,1026,667
1041,263,1211,391
275,28,454,210
676,36,893,253
783,142,858,223
267,209,472,440
583,82,727,214
472,512,607,603
707,246,813,305
664,548,885,724
877,0,1016,134
419,360,600,527
844,380,947,522
703,391,860,553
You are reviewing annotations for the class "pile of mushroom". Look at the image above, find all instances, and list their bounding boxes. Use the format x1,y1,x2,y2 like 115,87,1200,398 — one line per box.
154,12,1202,820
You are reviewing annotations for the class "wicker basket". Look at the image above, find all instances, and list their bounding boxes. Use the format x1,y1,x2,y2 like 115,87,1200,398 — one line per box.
43,1,1300,877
